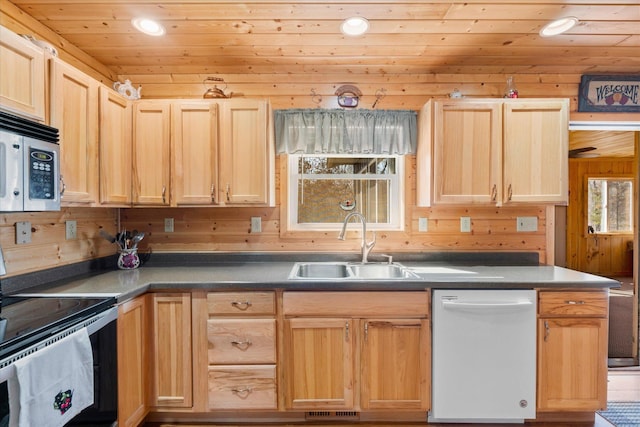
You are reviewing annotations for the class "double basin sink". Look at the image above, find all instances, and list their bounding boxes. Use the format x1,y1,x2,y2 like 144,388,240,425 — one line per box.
289,261,420,280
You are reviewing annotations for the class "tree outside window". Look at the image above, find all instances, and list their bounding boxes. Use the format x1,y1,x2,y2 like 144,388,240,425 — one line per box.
587,178,634,233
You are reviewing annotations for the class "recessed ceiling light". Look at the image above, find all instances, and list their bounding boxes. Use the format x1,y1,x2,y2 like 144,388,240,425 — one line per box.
341,17,369,36
539,16,579,37
131,17,166,36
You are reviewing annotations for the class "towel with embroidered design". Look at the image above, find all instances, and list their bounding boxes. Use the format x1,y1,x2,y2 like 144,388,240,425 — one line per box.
8,327,94,427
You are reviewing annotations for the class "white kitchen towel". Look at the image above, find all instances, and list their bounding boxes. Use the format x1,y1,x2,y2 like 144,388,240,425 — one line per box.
8,328,94,427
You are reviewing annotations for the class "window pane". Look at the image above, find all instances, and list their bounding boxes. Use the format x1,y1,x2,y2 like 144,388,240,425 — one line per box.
292,155,400,228
587,178,633,233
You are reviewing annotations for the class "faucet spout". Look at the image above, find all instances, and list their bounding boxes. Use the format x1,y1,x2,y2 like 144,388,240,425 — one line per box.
338,212,376,263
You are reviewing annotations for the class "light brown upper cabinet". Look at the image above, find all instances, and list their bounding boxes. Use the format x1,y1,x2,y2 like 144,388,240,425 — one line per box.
0,25,46,122
50,58,99,205
99,86,132,206
133,98,273,207
218,99,271,205
172,101,220,206
132,101,171,206
419,98,568,207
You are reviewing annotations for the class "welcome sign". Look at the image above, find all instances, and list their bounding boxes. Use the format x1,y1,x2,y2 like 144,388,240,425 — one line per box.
578,74,640,112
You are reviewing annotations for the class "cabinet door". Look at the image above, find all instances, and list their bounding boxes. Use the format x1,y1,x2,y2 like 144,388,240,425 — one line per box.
433,100,502,204
117,296,148,427
99,86,132,205
50,59,99,205
219,99,270,205
172,101,219,205
283,318,354,410
0,25,45,121
150,293,193,408
360,319,430,410
133,101,171,205
503,99,568,205
537,318,608,411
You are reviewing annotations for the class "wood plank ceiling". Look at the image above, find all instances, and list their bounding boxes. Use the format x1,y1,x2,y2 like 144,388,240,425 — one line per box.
4,0,638,157
8,0,639,77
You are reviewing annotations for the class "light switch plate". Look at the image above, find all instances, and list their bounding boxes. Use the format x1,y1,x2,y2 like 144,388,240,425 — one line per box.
460,217,471,233
418,217,428,232
164,218,174,233
16,221,31,244
517,216,538,232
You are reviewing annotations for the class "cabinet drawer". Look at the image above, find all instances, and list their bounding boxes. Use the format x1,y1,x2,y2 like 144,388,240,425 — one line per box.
539,291,608,317
283,291,429,317
208,319,276,364
208,292,275,315
208,365,277,410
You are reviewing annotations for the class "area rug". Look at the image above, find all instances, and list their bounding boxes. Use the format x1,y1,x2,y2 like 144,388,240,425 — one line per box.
597,401,640,426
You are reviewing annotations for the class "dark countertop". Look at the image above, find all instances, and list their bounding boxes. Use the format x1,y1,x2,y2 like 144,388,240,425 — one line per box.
10,253,620,303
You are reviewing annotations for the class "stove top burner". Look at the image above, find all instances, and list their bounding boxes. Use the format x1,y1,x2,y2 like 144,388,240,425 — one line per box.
0,295,115,360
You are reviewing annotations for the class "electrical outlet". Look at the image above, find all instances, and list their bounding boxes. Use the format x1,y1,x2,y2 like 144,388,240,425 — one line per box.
251,217,262,233
418,217,428,232
16,221,31,244
164,218,174,233
65,220,77,239
517,216,538,232
460,217,471,233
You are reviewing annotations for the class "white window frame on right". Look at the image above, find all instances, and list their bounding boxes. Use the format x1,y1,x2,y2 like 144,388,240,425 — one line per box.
586,175,634,234
287,154,405,231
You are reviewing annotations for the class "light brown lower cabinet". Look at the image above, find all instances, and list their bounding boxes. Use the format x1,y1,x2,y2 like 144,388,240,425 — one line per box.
206,292,277,410
282,291,431,412
150,293,193,409
537,290,609,412
117,295,149,427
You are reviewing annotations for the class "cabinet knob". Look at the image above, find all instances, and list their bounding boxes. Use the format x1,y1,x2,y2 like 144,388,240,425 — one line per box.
162,185,166,204
210,184,216,203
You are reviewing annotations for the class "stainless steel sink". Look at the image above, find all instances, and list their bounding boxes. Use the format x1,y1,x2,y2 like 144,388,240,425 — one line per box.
290,262,353,279
348,263,419,279
289,262,419,280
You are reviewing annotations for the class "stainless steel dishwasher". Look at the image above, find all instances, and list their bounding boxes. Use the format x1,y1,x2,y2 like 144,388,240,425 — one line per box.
430,289,537,423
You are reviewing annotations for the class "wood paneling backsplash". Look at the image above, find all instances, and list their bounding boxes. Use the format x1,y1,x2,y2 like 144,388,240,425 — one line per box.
0,207,118,277
2,158,549,277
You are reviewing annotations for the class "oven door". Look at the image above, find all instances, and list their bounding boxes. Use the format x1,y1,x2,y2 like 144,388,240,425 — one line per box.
0,307,118,426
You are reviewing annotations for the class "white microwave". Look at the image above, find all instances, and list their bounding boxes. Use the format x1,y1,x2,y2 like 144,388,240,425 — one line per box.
0,112,60,212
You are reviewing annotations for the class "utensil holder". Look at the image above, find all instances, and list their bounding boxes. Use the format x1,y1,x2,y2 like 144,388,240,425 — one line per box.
118,248,140,270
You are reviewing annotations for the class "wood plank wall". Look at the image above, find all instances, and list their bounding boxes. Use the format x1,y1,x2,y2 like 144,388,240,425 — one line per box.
4,3,631,278
566,158,635,276
0,208,118,277
122,156,549,261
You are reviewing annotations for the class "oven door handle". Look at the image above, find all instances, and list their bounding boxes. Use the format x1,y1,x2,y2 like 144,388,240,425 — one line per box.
0,306,118,383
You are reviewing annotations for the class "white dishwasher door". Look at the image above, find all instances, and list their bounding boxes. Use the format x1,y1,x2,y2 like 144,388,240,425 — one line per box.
430,289,537,423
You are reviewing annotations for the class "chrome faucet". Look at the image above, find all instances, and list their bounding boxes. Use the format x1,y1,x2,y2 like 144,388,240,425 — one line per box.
338,212,376,263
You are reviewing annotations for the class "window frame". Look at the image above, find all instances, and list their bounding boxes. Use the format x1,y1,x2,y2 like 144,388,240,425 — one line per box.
286,154,405,232
584,174,635,236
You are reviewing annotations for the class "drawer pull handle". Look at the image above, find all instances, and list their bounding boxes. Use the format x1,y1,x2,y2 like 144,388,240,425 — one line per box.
231,387,253,396
565,300,585,305
231,340,253,348
231,301,252,310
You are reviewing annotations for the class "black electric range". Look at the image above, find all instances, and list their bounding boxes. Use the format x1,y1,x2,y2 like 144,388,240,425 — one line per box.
0,294,116,362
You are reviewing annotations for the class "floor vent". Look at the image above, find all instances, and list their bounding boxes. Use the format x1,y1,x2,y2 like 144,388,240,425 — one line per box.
305,411,360,421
